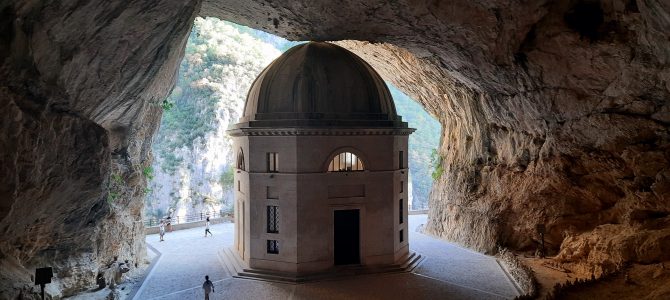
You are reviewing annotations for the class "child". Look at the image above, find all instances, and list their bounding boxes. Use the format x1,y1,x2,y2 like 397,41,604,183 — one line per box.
159,220,165,241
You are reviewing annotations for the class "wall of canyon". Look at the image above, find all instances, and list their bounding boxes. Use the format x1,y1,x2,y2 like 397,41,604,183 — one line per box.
0,0,201,297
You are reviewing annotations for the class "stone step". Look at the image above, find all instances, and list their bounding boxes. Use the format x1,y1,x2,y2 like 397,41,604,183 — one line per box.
218,247,424,283
218,247,245,277
399,251,425,272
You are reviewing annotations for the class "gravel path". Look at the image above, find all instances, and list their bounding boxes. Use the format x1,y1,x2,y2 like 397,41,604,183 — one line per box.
135,215,519,300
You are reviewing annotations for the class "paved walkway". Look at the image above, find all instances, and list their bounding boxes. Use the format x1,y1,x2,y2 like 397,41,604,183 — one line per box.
134,215,519,300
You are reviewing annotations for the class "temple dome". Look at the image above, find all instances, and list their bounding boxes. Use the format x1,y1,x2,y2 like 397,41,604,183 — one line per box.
235,42,406,128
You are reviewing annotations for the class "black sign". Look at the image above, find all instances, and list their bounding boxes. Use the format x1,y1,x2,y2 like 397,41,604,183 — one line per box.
35,267,53,285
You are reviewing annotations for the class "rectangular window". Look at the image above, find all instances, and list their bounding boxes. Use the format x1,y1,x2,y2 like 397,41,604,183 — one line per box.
399,230,404,243
399,151,404,169
400,181,404,193
267,240,279,254
267,186,279,199
237,180,240,191
267,152,278,172
267,205,279,233
399,199,403,224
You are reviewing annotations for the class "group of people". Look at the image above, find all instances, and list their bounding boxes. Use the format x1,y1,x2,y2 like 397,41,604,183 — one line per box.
155,213,216,299
158,216,213,241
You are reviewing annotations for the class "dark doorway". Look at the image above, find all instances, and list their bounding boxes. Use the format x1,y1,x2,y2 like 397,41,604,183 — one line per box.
334,209,360,265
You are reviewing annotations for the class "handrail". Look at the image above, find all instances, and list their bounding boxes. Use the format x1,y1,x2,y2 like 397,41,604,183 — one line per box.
144,208,427,228
144,211,230,227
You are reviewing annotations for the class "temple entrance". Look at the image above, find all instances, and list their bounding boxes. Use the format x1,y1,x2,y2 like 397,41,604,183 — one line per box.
334,209,360,265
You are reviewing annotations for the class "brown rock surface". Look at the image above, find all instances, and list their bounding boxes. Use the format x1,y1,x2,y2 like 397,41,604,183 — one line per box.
1,0,669,297
0,0,200,297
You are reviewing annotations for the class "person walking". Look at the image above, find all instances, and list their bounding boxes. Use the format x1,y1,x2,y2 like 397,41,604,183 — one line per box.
204,217,212,237
166,208,174,232
159,220,165,242
202,275,214,300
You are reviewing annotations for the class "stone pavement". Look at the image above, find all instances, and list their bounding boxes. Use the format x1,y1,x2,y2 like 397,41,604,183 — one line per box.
134,215,519,300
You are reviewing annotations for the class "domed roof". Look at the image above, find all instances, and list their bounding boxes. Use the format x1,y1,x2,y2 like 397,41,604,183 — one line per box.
234,42,407,128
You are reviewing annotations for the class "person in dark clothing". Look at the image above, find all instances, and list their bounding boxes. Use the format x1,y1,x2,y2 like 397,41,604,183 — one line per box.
202,275,214,300
204,217,213,237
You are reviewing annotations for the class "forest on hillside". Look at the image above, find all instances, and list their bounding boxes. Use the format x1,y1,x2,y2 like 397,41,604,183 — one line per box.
145,18,440,220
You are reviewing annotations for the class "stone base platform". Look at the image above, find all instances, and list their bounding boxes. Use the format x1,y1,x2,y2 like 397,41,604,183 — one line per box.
218,247,424,284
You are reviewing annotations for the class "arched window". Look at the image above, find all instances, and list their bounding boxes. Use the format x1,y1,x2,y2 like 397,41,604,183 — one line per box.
237,149,245,170
328,152,364,172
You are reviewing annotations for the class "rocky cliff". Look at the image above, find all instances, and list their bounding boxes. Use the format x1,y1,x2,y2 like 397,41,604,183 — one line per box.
1,0,669,297
0,0,201,297
145,18,281,222
327,2,670,279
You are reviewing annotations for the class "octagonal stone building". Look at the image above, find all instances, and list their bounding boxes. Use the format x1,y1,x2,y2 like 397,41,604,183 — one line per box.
226,42,417,280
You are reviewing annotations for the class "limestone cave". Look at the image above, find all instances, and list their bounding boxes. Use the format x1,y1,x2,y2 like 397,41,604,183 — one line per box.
1,0,669,299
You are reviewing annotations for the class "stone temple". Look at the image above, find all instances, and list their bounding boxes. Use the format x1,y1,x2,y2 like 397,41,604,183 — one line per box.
226,42,417,279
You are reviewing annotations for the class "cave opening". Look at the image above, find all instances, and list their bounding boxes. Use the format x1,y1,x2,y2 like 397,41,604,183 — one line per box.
143,17,441,225
134,17,447,297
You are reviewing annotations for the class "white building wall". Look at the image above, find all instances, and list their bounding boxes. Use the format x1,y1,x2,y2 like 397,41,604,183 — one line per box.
233,132,410,274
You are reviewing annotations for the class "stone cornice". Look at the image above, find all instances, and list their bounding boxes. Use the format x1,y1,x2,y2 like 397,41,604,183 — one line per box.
227,127,416,136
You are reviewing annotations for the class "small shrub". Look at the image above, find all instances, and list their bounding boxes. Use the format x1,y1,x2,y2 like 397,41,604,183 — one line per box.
430,149,444,180
142,166,154,180
161,99,174,111
107,191,120,203
112,174,124,184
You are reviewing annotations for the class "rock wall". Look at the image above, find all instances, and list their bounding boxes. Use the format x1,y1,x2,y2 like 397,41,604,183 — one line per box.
0,0,201,297
1,0,669,297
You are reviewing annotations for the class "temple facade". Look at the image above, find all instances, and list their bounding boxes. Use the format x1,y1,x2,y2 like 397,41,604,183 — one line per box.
228,42,415,276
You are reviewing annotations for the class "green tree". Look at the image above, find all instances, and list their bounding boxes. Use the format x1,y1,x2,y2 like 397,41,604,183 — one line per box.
219,167,234,189
391,85,441,209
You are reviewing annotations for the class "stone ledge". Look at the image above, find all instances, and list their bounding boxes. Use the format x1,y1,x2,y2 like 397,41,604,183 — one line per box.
228,127,415,136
